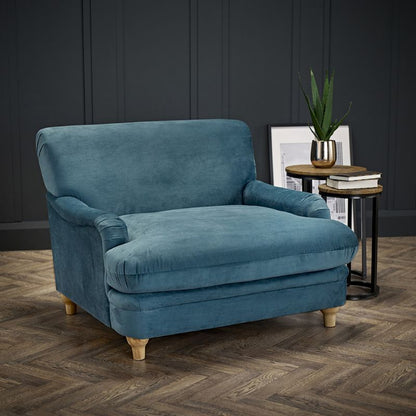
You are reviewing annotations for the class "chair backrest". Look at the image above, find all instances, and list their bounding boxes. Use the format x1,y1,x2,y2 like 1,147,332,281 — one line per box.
36,119,256,215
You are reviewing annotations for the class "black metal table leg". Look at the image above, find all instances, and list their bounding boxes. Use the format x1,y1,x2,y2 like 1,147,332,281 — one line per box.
302,178,313,193
361,198,367,279
347,194,380,300
371,196,380,296
347,198,352,286
318,184,382,301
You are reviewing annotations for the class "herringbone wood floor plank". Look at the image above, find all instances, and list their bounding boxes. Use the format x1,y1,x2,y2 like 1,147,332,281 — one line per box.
0,237,415,415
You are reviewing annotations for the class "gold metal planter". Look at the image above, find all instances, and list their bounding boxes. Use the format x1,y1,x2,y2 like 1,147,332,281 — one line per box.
310,139,337,168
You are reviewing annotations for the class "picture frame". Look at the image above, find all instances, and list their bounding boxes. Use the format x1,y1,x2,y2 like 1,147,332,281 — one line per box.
268,125,352,225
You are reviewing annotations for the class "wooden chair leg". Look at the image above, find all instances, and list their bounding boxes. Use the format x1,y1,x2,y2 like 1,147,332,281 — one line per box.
126,337,149,360
61,294,77,315
320,307,340,328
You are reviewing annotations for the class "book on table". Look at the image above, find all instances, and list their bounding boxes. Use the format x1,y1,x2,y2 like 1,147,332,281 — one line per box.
326,178,379,190
329,170,381,181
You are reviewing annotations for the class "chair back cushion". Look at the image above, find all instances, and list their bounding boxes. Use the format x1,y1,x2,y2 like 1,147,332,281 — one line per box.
36,119,256,214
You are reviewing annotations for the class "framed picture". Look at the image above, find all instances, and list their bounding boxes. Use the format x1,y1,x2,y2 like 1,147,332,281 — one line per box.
268,125,352,225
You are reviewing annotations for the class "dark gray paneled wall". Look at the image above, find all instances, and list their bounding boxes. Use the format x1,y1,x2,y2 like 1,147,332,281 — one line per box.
1,0,415,249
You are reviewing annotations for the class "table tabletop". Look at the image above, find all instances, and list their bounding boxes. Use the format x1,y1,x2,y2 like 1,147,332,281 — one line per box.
318,184,383,197
285,164,366,179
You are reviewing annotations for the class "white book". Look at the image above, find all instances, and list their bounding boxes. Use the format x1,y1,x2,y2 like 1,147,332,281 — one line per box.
326,178,379,190
329,170,381,181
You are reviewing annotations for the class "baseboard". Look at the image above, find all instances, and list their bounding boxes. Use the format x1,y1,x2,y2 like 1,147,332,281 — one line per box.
0,221,51,250
378,210,416,237
0,211,415,250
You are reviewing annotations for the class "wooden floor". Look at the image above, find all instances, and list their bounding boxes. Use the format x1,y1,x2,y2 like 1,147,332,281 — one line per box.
1,237,415,416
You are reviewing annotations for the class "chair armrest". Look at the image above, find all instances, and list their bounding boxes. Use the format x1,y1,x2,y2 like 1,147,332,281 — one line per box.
94,214,128,252
47,193,128,251
243,180,330,219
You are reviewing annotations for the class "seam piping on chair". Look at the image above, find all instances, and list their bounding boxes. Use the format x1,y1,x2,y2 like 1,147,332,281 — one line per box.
105,246,357,278
110,280,345,312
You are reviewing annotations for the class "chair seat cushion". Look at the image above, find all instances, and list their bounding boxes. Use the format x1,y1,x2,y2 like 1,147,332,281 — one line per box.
105,205,357,293
108,265,348,311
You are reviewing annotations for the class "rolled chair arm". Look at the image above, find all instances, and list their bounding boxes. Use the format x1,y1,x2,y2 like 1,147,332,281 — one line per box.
243,180,330,219
47,193,128,251
94,214,128,252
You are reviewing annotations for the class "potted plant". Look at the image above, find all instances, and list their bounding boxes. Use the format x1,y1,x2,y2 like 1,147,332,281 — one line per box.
299,69,351,168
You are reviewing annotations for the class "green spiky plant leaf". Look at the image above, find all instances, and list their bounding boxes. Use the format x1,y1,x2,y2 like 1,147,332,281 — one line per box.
299,69,351,141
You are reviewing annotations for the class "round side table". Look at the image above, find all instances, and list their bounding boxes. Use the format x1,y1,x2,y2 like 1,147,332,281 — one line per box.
285,165,366,192
318,184,383,300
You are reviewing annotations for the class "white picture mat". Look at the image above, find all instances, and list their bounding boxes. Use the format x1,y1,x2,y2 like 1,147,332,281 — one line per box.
269,125,352,225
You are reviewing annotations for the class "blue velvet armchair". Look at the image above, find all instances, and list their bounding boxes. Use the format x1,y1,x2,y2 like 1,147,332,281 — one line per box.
36,119,358,360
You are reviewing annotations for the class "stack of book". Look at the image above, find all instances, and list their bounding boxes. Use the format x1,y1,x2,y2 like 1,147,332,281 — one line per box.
326,170,381,189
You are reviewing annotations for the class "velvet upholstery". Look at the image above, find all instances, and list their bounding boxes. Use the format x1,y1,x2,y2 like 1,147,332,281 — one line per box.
109,273,347,339
105,205,357,293
47,196,111,326
107,266,348,311
244,180,330,219
36,119,358,350
36,119,255,215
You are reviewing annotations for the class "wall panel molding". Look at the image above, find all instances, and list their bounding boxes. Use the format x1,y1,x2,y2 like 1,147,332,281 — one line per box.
290,0,301,122
221,0,230,118
82,0,93,124
322,0,331,70
90,0,118,123
386,0,399,211
115,0,126,122
1,0,23,223
190,0,199,119
229,0,293,181
392,0,416,210
1,0,415,249
123,0,190,121
296,0,326,123
197,0,223,118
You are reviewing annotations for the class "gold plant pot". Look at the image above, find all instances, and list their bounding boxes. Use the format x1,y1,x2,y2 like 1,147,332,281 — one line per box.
310,139,337,168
